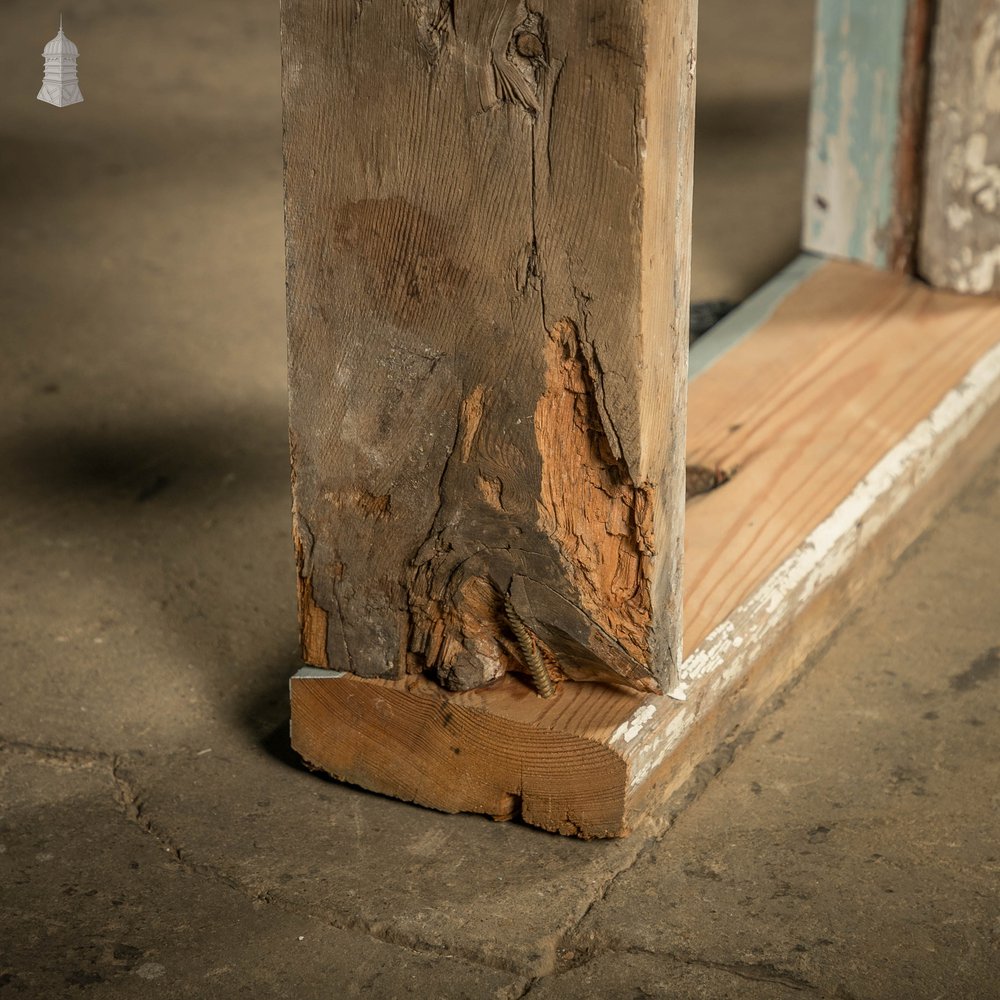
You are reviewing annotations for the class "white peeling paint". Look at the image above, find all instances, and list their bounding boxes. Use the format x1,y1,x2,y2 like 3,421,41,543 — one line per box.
665,681,689,702
626,707,694,787
622,338,1000,792
958,246,1000,296
947,203,973,232
963,133,1000,216
611,703,657,744
294,666,347,681
927,12,1000,294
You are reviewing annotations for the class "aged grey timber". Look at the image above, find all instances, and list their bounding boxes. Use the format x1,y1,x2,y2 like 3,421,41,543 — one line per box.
919,0,1000,294
282,1,696,694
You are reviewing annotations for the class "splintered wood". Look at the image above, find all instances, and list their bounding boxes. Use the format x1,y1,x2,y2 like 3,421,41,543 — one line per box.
533,319,657,693
284,0,1000,839
282,2,696,695
291,261,1000,837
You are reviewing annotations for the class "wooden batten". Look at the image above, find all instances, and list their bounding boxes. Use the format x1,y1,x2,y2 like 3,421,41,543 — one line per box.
803,0,933,271
282,1,696,699
919,0,1000,295
291,259,1000,837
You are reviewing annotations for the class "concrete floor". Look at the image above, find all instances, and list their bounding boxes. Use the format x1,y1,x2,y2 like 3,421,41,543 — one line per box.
2,1,998,997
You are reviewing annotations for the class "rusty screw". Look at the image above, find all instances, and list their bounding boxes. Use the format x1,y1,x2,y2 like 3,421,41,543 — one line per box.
503,593,555,698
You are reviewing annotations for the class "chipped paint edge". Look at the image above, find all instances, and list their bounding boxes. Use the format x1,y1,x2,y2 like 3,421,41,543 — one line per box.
293,666,347,681
616,336,1000,788
688,254,825,379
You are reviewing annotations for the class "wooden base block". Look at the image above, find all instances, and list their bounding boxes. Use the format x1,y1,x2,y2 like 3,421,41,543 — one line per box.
291,258,1000,837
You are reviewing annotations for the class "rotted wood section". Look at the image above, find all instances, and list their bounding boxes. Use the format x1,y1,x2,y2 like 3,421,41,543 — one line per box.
283,1,695,699
292,259,1000,837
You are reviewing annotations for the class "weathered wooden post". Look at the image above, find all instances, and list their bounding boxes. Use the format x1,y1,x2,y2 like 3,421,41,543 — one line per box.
919,0,1000,294
284,1,1000,839
283,1,697,835
804,0,1000,293
803,0,934,272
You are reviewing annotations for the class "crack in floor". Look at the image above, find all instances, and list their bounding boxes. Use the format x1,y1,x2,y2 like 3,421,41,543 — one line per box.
539,726,760,977
0,736,112,769
106,754,543,979
0,663,828,997
653,948,819,994
653,949,818,992
0,736,541,981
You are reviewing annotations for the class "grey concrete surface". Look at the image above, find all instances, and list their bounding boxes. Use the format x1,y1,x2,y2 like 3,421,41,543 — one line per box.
557,450,1000,999
2,751,513,999
2,1,998,998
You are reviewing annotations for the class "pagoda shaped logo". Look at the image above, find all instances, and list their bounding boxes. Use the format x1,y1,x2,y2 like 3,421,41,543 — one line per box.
38,16,84,108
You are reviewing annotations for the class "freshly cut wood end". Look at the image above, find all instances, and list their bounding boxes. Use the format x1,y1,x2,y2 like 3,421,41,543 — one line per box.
290,671,633,839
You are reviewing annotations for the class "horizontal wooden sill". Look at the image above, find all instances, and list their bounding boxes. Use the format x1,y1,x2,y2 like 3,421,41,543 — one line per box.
290,256,1000,838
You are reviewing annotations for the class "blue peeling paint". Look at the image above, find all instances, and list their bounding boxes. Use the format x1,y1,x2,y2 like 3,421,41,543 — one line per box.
689,254,826,380
805,0,910,267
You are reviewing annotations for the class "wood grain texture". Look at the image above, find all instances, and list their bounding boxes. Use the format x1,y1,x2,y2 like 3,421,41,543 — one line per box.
291,667,633,837
282,0,695,695
291,259,1000,837
681,259,1000,653
919,0,1000,294
803,0,932,271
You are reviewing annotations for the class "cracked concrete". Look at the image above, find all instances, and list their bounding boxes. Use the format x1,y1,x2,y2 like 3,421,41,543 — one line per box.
2,0,998,997
99,744,656,977
1,754,517,998
547,448,1000,999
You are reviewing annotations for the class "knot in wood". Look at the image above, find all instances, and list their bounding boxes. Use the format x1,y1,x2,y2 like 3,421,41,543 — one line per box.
514,31,545,60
